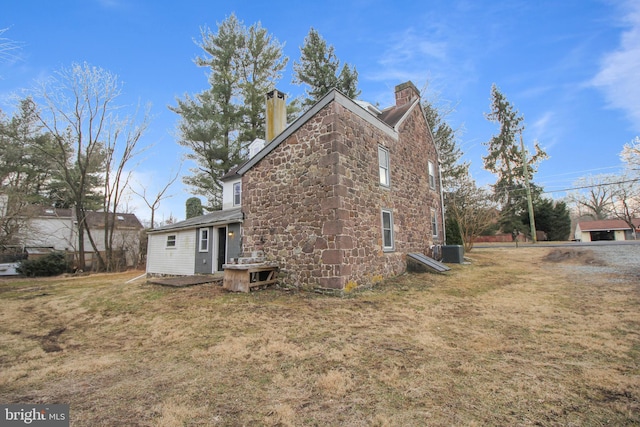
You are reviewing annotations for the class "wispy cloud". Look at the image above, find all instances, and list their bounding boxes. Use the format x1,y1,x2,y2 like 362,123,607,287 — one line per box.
368,27,448,86
531,111,553,135
591,0,640,132
529,111,559,150
367,21,478,104
378,27,449,66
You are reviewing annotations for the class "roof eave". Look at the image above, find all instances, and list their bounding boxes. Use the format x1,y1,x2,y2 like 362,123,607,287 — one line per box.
147,208,243,234
237,89,398,176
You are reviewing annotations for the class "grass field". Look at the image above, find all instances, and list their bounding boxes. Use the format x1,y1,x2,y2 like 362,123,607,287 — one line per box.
1,247,638,426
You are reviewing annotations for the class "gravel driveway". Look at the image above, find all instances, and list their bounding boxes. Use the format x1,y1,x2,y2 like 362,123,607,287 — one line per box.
555,242,640,282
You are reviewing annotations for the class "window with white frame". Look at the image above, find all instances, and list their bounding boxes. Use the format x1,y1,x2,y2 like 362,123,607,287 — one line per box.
428,161,436,190
381,209,394,251
378,146,390,187
233,182,241,206
166,234,176,248
431,208,438,238
199,228,209,252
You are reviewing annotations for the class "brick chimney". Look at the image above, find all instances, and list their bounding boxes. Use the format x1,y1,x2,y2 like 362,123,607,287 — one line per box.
394,81,420,107
266,89,287,142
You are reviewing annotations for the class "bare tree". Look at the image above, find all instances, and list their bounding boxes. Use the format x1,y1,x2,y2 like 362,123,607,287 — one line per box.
621,136,640,171
609,172,640,239
101,103,150,270
131,166,181,229
447,175,498,252
612,139,640,238
567,174,616,220
32,62,150,271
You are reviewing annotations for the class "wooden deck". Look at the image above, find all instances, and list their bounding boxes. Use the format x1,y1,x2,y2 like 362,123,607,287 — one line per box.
147,273,224,287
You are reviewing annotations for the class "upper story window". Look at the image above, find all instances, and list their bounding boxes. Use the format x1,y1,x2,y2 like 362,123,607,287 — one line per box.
428,161,436,190
233,182,241,206
199,228,209,252
431,209,438,238
378,146,390,187
381,209,394,252
166,234,177,248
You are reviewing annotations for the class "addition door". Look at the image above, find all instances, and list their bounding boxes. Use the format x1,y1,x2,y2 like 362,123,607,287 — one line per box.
217,227,227,271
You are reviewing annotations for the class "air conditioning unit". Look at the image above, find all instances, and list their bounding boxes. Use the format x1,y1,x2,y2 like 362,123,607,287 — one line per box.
442,245,464,264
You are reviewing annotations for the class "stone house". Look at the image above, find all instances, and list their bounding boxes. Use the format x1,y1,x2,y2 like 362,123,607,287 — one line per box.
146,81,445,290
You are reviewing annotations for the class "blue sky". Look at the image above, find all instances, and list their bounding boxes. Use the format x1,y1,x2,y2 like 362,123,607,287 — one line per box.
2,0,639,223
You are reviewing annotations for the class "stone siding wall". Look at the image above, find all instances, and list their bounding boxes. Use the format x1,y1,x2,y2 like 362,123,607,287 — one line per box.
242,99,442,290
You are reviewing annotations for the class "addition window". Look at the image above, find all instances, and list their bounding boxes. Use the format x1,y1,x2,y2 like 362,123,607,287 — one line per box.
381,209,394,251
378,146,390,187
199,228,209,252
166,234,176,248
431,209,438,238
428,161,436,190
233,182,241,206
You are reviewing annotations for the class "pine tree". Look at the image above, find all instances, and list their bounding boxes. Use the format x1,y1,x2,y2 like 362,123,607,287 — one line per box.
423,98,470,245
483,84,525,208
186,197,203,219
0,99,58,246
238,22,288,143
337,63,360,99
483,84,546,232
521,198,571,241
422,100,468,191
171,15,287,210
293,28,359,107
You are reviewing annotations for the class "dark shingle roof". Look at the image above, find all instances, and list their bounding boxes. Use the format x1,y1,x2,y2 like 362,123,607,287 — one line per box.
31,206,143,230
84,212,144,230
220,164,243,181
378,103,414,127
148,207,243,233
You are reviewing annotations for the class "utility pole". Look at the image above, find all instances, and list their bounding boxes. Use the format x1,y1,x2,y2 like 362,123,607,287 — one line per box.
520,133,537,243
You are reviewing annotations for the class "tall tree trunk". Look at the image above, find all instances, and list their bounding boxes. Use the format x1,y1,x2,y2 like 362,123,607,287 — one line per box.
74,205,86,271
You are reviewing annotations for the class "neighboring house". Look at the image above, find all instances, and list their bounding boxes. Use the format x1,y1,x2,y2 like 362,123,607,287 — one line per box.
146,82,445,290
575,218,640,242
13,206,144,269
22,207,75,250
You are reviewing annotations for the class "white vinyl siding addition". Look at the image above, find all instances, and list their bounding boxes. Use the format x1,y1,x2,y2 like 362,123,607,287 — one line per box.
147,230,196,276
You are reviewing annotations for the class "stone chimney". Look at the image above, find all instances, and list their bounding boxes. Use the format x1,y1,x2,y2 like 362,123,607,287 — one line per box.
394,81,420,107
266,89,287,142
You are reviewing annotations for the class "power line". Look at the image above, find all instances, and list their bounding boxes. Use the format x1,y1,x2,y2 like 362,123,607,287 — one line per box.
535,165,623,180
482,177,640,197
541,177,640,194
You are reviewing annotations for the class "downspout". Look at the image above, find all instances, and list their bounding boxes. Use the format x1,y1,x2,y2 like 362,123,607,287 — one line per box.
438,158,446,245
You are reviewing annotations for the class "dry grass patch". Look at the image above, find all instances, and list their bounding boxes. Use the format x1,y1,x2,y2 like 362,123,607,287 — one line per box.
1,248,639,426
